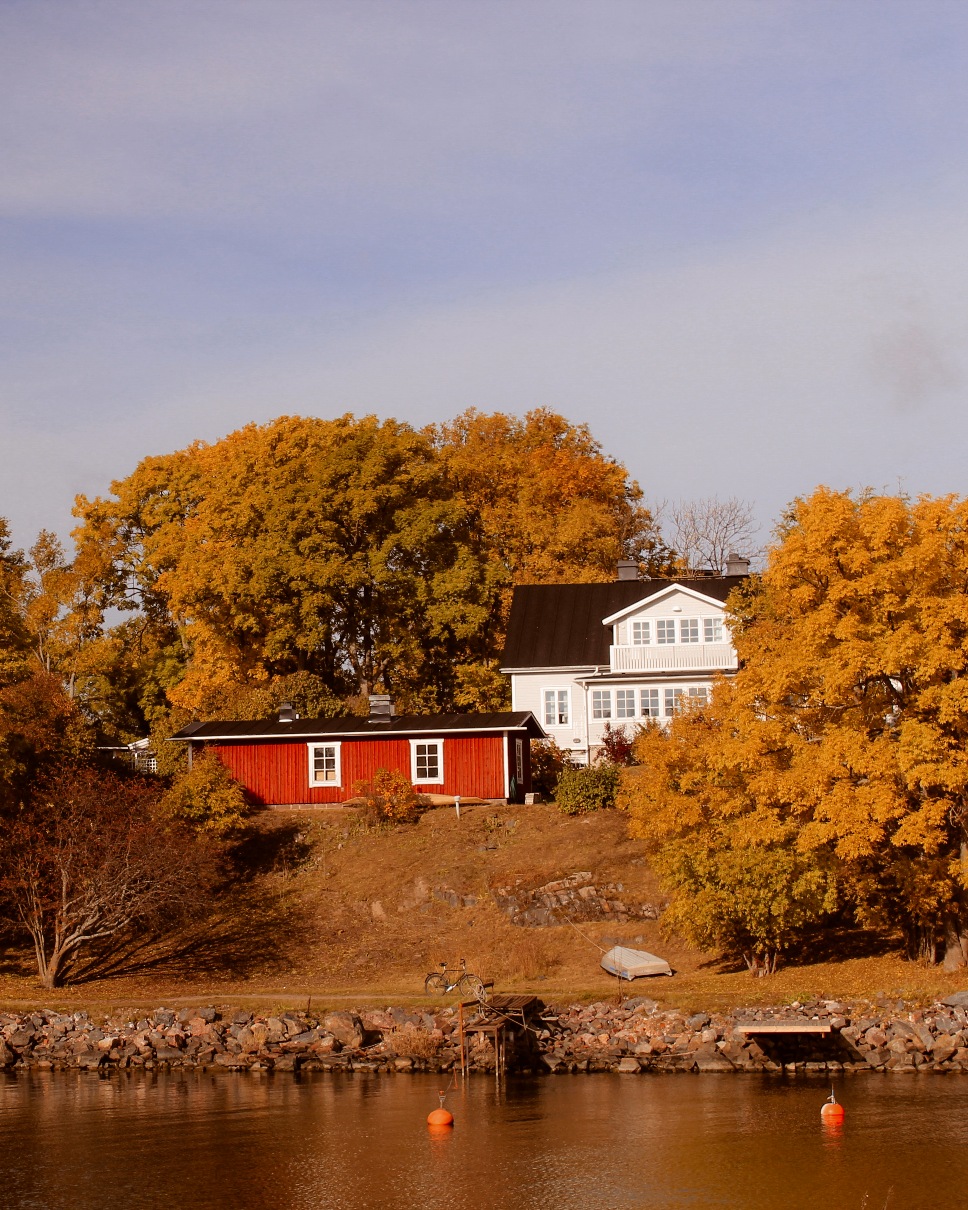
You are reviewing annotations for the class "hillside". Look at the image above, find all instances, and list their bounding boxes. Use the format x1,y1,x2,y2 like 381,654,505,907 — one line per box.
1,802,965,1012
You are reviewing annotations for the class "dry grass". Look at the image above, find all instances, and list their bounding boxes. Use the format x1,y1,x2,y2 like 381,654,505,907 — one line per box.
385,1024,442,1057
1,802,967,1016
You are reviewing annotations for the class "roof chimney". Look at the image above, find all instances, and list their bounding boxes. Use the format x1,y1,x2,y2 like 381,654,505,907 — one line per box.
725,551,751,577
367,694,394,725
278,701,295,724
616,559,639,582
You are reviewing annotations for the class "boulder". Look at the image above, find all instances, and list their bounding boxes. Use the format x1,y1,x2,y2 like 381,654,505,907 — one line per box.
323,1012,365,1049
616,1057,641,1073
0,1040,17,1068
942,991,968,1008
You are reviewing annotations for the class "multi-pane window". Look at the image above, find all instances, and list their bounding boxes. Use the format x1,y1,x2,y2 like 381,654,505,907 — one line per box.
688,687,709,705
664,687,684,716
591,689,612,719
616,689,637,718
543,689,569,726
640,688,660,718
679,618,700,643
655,619,677,645
411,741,442,782
308,743,340,785
704,617,723,643
630,620,651,645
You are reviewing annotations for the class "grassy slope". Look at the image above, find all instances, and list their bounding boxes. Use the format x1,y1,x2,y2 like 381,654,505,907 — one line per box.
1,803,965,1013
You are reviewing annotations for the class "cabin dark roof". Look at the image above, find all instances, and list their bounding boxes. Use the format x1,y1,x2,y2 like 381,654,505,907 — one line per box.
171,711,545,743
500,578,746,670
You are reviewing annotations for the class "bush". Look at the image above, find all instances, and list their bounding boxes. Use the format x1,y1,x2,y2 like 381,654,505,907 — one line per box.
161,750,249,836
354,768,424,826
555,762,620,815
530,737,573,799
597,722,638,766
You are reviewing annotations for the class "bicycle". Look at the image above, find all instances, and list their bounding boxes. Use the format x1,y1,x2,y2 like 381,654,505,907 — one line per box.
424,958,488,1001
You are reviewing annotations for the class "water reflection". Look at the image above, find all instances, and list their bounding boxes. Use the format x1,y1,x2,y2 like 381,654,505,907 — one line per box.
2,1070,967,1209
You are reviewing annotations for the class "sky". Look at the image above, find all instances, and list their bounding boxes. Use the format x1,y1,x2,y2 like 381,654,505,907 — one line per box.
4,0,968,552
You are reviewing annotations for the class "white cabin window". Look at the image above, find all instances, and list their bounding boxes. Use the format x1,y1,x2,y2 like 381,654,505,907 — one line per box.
704,617,723,643
680,618,700,643
591,689,612,719
630,620,651,645
656,619,676,644
410,740,443,783
664,687,684,716
688,686,710,705
308,742,341,786
616,689,637,718
641,688,660,718
543,689,570,727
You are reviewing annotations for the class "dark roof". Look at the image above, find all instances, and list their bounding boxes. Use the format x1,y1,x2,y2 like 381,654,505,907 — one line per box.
500,578,746,669
171,711,545,742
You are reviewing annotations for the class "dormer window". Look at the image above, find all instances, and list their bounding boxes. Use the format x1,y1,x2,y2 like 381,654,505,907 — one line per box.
656,619,676,644
631,620,651,645
680,619,700,643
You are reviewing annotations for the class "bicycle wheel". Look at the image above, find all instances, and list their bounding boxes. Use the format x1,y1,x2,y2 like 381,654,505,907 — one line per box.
424,972,447,995
458,974,487,1002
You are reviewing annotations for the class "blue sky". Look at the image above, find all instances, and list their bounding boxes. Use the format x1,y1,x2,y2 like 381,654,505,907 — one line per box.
4,1,968,550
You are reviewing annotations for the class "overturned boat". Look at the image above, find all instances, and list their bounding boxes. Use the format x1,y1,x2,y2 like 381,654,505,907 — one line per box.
600,945,673,980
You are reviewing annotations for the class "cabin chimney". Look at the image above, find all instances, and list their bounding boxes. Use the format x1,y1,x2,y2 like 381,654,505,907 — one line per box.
616,559,639,581
278,701,296,724
725,551,751,577
367,694,394,724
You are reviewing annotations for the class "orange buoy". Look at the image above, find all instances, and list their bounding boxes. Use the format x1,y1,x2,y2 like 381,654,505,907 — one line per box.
427,1107,454,1127
821,1090,845,1122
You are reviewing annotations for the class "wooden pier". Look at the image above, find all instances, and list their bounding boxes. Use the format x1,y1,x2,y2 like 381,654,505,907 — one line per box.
458,994,543,1076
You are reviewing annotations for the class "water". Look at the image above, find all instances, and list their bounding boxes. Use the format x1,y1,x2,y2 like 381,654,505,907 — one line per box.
1,1070,964,1209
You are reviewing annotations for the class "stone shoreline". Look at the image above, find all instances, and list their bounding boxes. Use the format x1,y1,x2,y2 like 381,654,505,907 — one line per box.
3,995,968,1075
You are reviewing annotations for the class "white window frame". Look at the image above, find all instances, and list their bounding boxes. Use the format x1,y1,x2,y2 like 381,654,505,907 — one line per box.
630,619,651,646
704,616,723,643
640,688,660,718
542,687,570,727
655,618,677,645
679,618,700,644
688,686,710,705
615,688,637,719
664,687,684,716
591,689,612,719
410,739,443,784
307,742,342,787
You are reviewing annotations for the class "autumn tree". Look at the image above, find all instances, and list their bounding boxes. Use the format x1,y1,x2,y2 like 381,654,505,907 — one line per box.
69,410,660,721
0,763,210,988
622,488,968,969
0,519,31,690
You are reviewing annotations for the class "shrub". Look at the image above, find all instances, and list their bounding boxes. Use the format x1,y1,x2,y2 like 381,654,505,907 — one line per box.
161,750,249,836
556,762,620,815
597,722,638,766
354,767,423,825
530,737,573,799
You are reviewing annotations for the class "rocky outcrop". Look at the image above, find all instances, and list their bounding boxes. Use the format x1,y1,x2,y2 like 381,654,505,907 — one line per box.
3,995,968,1075
491,872,663,927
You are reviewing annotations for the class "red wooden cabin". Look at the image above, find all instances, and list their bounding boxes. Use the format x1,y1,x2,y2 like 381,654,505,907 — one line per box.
172,707,545,806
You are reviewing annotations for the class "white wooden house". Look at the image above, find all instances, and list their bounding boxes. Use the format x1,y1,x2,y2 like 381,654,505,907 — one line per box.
500,559,749,765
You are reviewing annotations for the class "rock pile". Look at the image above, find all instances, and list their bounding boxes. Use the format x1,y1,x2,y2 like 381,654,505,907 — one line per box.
4,995,968,1075
491,872,662,927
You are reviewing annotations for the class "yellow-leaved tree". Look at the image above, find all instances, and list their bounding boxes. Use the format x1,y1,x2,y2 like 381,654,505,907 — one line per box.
621,488,968,971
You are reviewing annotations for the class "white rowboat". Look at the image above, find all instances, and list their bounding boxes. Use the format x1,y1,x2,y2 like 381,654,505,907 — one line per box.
600,945,673,980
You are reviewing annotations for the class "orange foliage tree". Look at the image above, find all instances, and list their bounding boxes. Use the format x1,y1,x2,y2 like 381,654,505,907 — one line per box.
621,488,968,969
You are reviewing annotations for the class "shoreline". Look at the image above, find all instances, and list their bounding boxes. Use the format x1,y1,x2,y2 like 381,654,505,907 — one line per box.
4,993,968,1076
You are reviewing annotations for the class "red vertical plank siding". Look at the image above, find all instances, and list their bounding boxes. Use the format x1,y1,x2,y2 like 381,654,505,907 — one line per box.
207,732,519,805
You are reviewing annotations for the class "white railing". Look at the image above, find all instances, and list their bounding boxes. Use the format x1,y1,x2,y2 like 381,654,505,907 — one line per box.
609,643,738,673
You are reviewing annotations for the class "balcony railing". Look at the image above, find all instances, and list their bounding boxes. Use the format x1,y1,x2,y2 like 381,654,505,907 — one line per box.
609,643,738,673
